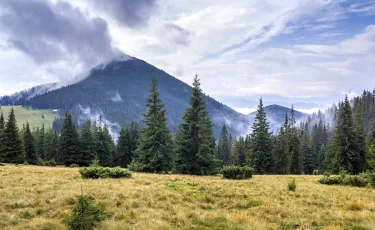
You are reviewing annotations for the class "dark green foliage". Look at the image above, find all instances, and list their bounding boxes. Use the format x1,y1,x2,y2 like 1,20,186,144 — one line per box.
175,75,219,175
250,98,273,174
222,165,253,179
318,173,369,187
301,130,314,174
64,195,106,230
328,96,365,174
114,121,139,168
353,106,367,173
79,119,95,166
274,115,291,174
24,122,37,165
37,157,45,166
1,108,24,163
217,124,231,166
313,170,319,175
289,107,302,174
44,159,57,166
131,76,175,173
233,136,246,166
288,178,296,191
36,124,45,159
0,112,5,162
44,128,58,160
58,112,80,165
92,119,113,167
79,166,132,179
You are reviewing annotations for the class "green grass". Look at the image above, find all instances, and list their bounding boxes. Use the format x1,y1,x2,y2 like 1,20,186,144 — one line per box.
1,165,375,229
0,106,59,129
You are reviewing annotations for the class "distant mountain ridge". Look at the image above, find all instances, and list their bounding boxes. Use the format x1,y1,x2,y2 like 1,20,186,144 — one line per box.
1,57,250,138
248,104,308,131
0,58,309,138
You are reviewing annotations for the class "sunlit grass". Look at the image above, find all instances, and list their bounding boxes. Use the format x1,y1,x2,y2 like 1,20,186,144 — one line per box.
0,106,58,129
0,165,375,229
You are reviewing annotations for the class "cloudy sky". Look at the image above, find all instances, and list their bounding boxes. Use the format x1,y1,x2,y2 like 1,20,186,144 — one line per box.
1,0,375,114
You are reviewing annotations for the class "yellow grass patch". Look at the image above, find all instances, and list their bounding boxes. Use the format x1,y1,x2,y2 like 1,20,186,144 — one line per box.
0,165,375,229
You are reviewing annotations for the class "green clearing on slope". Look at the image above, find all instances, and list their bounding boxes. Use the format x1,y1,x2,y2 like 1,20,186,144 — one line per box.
0,106,58,129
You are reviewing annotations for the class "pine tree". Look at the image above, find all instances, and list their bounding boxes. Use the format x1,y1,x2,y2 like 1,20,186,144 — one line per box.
251,98,273,174
37,124,45,159
353,105,367,173
79,118,95,166
175,75,218,175
234,136,246,166
58,112,80,166
44,128,58,160
217,123,231,166
333,96,358,174
274,115,291,174
115,122,130,167
0,112,5,162
2,108,24,163
24,122,37,164
300,129,313,174
132,76,174,173
94,118,113,167
289,106,302,174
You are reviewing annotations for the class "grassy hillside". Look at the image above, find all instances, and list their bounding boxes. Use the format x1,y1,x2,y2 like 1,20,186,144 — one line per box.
0,165,374,229
0,106,59,130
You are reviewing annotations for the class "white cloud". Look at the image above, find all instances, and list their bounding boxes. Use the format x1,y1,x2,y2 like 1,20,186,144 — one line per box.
234,107,257,115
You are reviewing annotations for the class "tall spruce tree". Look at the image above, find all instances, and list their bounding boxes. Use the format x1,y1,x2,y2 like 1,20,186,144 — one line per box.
79,118,95,166
234,136,246,166
217,123,231,166
274,115,291,174
24,122,37,164
132,76,174,172
44,128,58,160
37,124,45,159
289,106,302,174
2,108,24,163
353,106,367,173
175,75,218,175
333,96,358,174
250,98,273,174
115,122,131,167
0,112,5,162
58,112,80,165
300,129,313,174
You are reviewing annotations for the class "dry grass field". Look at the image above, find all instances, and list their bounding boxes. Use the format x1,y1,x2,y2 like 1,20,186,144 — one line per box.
0,165,375,230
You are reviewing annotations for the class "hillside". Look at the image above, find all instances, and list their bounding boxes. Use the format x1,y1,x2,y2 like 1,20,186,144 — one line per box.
0,106,59,130
248,104,308,131
5,57,250,138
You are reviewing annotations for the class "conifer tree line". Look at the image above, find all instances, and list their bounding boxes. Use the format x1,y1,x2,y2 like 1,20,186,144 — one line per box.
1,76,375,175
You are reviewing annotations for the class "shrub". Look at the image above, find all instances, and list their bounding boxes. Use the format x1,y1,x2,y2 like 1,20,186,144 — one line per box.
318,175,341,185
342,175,368,187
222,165,253,179
79,166,132,179
70,164,80,168
288,178,296,191
366,171,375,188
0,163,5,166
313,170,319,175
318,172,369,187
37,158,45,166
64,195,106,230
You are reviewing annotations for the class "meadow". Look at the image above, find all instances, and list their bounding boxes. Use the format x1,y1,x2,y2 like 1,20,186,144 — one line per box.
0,106,59,129
0,165,375,230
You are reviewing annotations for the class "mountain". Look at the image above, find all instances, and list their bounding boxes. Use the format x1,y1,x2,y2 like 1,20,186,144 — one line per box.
0,83,58,105
2,56,250,138
248,104,308,131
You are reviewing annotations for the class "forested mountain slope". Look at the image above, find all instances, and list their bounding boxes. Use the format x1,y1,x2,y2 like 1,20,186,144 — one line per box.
8,57,250,137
